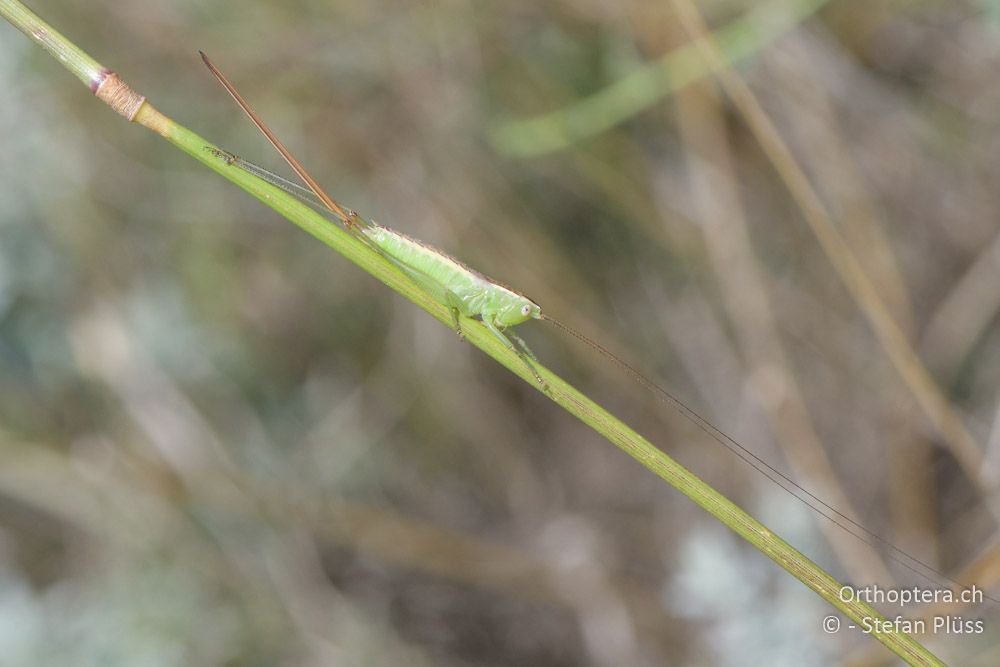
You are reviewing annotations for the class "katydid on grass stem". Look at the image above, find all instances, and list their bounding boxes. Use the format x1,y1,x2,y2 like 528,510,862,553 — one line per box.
199,52,993,603
200,51,547,383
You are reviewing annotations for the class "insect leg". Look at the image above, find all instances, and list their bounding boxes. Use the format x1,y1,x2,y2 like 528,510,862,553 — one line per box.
206,147,240,165
507,330,539,362
481,318,545,387
444,291,465,341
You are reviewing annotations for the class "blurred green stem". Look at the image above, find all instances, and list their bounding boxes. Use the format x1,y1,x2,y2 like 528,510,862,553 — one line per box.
489,0,831,157
0,2,944,665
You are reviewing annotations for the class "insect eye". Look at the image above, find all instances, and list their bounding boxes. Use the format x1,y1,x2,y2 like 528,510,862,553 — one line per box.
521,304,531,316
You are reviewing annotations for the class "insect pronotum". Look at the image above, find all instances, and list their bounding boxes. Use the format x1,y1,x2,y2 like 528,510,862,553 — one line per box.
198,52,990,603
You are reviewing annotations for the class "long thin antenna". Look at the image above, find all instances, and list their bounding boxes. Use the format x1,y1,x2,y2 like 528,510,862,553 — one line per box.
199,49,992,604
541,313,996,602
199,51,355,228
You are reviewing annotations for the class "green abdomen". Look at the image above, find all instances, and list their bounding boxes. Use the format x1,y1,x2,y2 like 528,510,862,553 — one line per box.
363,225,485,309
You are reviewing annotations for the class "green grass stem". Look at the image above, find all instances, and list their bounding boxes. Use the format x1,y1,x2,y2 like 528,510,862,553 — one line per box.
0,1,946,665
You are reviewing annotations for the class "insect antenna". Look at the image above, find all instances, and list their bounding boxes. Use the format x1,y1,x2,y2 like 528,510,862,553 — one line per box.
540,313,995,602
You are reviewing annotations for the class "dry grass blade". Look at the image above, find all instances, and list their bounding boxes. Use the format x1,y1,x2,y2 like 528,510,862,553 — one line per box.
670,0,987,496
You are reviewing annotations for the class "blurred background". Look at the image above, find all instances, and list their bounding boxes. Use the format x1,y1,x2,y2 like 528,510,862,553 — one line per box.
2,0,1000,664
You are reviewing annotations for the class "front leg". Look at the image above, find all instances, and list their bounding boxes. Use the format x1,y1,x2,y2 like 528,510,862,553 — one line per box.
480,317,515,352
507,330,538,362
481,317,546,388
